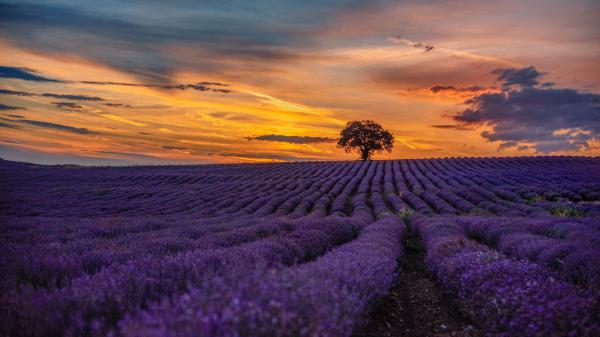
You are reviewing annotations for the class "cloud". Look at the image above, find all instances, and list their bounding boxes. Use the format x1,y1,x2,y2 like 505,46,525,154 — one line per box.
454,86,600,153
51,102,84,110
104,103,132,108
389,36,434,52
0,103,23,110
1,114,90,134
0,121,20,129
0,88,34,96
370,59,500,90
491,66,544,88
80,81,231,93
0,63,230,98
429,85,456,93
451,66,600,153
246,134,336,144
541,82,555,88
0,1,335,81
0,88,105,101
162,145,187,150
398,85,496,98
41,93,104,101
0,145,204,166
430,85,487,94
16,119,92,134
0,1,400,85
430,124,472,131
197,82,229,87
0,86,132,109
388,35,517,67
1,139,22,144
0,65,63,82
453,66,600,153
4,113,24,118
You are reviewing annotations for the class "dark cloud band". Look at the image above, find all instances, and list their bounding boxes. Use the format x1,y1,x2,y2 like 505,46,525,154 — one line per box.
430,124,472,130
1,64,232,96
0,66,63,82
2,114,91,134
454,67,600,153
491,66,544,88
19,119,91,134
42,93,104,101
80,81,231,93
52,102,85,110
430,85,487,94
0,103,23,111
0,88,105,101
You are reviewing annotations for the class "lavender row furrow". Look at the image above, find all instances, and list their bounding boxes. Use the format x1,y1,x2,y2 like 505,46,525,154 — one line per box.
456,216,600,286
414,216,599,337
0,216,365,337
117,216,405,337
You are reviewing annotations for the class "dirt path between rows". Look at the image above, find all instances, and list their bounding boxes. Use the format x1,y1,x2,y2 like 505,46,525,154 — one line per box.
354,228,479,337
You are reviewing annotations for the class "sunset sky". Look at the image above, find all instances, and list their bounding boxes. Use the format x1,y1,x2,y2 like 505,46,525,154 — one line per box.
1,0,599,164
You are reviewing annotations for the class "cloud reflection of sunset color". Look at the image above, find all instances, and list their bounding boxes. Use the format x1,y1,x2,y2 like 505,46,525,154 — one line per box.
1,0,598,164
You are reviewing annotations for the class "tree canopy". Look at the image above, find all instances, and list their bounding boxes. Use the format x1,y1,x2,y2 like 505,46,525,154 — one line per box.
337,120,394,160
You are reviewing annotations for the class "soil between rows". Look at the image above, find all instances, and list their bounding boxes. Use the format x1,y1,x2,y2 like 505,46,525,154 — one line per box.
354,227,480,337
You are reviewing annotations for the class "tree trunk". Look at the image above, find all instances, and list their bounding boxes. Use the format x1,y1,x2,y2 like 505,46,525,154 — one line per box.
360,148,371,161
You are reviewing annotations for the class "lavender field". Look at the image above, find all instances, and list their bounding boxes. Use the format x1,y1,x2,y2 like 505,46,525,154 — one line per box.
1,156,600,337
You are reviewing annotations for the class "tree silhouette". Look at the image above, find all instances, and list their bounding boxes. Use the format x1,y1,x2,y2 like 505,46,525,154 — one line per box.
337,120,394,160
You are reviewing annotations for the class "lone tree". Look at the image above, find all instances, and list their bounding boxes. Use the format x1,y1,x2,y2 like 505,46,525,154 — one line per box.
337,120,394,160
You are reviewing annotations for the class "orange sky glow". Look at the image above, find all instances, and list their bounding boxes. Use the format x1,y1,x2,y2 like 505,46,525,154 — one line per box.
1,0,599,164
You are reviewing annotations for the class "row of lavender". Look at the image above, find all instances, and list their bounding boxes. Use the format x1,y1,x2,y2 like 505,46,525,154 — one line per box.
4,215,596,337
455,216,600,287
413,216,600,337
3,158,600,219
0,161,376,294
1,215,405,337
2,157,600,337
9,157,594,294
